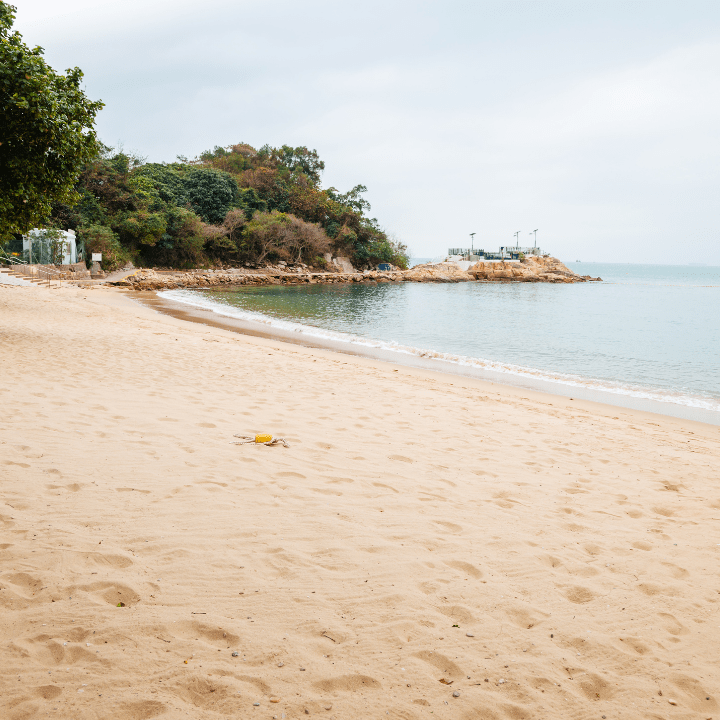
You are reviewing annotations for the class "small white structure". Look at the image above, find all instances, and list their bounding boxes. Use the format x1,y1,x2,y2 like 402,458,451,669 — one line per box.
448,245,544,261
23,229,79,265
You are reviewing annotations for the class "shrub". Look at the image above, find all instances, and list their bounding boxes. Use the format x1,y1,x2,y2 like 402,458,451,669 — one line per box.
77,224,127,271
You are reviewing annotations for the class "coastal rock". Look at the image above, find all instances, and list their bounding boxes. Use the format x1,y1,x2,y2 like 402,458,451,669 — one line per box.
402,263,473,283
104,256,598,291
332,256,355,273
468,256,592,283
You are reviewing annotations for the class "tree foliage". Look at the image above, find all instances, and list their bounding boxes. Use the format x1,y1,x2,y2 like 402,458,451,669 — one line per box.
197,143,408,268
45,141,408,270
0,2,103,242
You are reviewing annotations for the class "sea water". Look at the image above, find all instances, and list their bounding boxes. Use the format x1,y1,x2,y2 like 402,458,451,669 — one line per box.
160,263,720,424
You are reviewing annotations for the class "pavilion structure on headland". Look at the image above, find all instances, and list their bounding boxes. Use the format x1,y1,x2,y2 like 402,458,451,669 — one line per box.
447,244,545,262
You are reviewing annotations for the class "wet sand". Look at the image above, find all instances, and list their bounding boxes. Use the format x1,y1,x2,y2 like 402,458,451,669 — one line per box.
1,282,719,719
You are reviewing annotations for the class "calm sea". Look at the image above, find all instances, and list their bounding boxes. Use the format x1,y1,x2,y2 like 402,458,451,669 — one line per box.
159,263,720,425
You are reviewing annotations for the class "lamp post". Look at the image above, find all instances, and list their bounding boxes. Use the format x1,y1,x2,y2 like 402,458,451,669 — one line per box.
469,232,476,258
514,231,521,249
530,229,538,249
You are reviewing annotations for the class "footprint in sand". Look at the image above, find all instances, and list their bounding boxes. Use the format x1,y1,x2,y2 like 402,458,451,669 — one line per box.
444,560,482,578
42,641,65,665
177,620,240,646
373,483,400,493
437,604,475,624
4,572,44,598
632,541,652,551
638,583,680,597
661,562,689,579
617,636,651,655
84,552,133,569
668,674,719,711
660,482,684,493
434,521,462,533
314,675,381,692
538,554,564,569
504,605,549,629
657,612,690,636
578,672,616,701
563,586,596,604
412,650,464,679
118,701,166,719
78,581,140,607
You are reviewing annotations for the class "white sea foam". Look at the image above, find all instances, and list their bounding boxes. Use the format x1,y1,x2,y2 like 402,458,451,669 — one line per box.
159,288,720,415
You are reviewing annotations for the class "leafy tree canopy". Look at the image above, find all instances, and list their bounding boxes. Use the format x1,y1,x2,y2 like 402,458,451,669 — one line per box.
46,141,408,271
0,2,103,242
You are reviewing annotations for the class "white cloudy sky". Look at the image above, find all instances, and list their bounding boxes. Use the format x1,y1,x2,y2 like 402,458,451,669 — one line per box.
14,0,720,263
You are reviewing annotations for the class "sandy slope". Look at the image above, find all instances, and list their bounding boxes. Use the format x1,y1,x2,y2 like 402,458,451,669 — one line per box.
1,283,719,720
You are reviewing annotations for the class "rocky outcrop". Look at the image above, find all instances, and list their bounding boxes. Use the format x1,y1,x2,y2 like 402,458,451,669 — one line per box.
107,257,600,291
109,267,405,291
468,256,600,283
331,256,355,273
402,262,473,283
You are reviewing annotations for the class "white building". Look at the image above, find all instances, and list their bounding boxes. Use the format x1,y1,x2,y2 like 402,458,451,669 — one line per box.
23,229,79,265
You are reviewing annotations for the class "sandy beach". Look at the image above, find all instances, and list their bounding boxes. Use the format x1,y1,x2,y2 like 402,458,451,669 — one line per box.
1,282,719,720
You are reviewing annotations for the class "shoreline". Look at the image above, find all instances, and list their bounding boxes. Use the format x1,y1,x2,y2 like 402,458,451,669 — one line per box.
107,255,600,292
139,288,720,427
2,282,720,719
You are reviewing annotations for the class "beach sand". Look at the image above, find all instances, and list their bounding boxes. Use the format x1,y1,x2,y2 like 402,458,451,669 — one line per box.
1,283,719,720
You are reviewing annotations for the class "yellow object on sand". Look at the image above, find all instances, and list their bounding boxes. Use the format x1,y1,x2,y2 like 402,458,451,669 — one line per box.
232,433,290,448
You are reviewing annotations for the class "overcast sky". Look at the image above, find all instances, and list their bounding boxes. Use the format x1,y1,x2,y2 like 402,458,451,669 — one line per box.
15,0,720,263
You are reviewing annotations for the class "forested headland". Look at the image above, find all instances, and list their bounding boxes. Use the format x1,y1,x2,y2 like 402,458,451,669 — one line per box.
45,144,408,271
0,2,406,272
